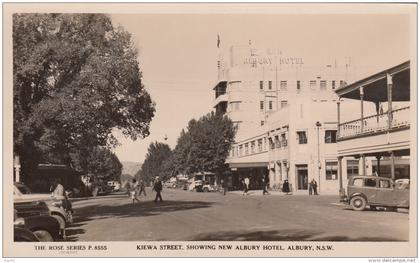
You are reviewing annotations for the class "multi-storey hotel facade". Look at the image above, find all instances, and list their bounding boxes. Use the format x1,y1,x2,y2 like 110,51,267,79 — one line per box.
213,44,365,194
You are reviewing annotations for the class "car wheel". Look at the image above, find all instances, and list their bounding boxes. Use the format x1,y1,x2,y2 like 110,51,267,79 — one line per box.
350,196,367,211
33,230,54,242
51,214,66,229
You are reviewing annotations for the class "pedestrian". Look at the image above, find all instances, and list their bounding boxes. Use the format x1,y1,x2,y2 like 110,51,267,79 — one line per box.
130,179,140,204
221,178,228,195
311,179,318,195
138,179,147,196
153,176,163,202
282,179,291,195
309,180,313,195
262,176,270,195
244,177,250,195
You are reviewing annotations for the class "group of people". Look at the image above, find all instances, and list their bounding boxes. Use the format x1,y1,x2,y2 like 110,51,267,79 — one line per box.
128,176,163,204
308,178,318,195
238,176,318,196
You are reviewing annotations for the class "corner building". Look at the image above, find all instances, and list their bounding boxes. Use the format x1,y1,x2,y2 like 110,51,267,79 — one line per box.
213,44,361,194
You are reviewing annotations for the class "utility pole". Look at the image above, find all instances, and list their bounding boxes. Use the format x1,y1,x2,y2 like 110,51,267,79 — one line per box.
316,121,322,195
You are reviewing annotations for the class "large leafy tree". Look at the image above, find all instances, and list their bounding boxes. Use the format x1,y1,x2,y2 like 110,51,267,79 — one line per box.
139,142,173,183
172,112,236,176
13,14,155,178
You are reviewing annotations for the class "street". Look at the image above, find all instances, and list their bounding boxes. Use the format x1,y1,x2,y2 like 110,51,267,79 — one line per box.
67,188,409,242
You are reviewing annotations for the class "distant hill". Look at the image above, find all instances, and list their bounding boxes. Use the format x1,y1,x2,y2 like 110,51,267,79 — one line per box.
121,161,142,177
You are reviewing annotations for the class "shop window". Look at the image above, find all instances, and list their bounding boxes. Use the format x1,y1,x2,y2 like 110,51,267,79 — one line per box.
347,160,359,178
326,161,338,180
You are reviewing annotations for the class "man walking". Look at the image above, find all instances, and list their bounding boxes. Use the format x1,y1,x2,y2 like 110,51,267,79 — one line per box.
262,176,270,195
153,176,163,202
221,178,228,195
138,179,147,196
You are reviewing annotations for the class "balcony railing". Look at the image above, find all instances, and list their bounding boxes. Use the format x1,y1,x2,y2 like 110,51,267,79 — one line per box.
338,106,410,139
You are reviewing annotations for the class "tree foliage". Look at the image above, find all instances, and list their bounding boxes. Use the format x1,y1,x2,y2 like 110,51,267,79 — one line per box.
13,14,155,178
139,142,173,183
172,112,236,176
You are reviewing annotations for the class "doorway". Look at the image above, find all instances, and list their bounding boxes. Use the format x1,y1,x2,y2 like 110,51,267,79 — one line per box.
296,165,308,190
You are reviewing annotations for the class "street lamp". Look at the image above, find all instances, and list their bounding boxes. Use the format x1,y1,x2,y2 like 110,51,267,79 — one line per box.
316,121,322,195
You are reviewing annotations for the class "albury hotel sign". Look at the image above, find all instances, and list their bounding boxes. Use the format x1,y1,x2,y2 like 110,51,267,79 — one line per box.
243,48,304,67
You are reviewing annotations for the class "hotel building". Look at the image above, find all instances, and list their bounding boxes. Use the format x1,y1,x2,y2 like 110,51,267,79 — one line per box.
213,44,366,194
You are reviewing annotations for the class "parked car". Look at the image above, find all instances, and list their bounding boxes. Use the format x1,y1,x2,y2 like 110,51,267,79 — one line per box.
202,181,216,192
164,181,176,188
14,209,61,241
343,176,410,211
190,180,203,192
14,182,72,236
91,181,113,196
14,226,40,242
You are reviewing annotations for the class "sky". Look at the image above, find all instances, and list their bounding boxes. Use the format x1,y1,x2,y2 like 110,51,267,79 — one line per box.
110,11,412,163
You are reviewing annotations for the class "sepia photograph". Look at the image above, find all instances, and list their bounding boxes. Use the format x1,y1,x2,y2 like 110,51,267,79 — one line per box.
2,2,417,258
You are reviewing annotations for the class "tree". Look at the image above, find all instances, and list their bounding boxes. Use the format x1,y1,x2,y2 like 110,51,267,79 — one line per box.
13,14,155,179
172,112,236,176
139,142,173,183
72,146,122,182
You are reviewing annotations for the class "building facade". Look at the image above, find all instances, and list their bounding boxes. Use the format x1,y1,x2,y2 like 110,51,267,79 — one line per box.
213,44,359,193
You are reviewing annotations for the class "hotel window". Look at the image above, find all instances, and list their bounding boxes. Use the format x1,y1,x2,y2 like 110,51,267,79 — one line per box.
260,101,264,111
230,101,241,111
324,130,337,143
320,80,327,90
260,120,264,126
297,131,307,144
269,101,273,110
326,161,338,180
260,81,264,90
332,80,336,90
274,135,281,148
297,80,301,91
263,137,267,151
310,80,316,89
281,133,287,147
280,81,287,90
268,137,275,150
347,160,359,178
245,143,249,155
251,141,256,154
258,139,263,152
268,81,272,90
236,146,240,157
340,80,345,87
280,100,288,109
239,145,243,156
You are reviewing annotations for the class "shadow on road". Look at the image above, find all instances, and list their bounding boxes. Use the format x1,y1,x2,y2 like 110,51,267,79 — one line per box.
66,200,214,241
189,229,406,242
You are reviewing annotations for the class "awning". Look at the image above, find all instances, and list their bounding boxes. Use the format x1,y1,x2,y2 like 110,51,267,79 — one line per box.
229,162,269,169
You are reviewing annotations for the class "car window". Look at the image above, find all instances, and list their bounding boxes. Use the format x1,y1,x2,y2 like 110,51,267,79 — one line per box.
379,180,391,189
364,178,377,187
353,178,363,187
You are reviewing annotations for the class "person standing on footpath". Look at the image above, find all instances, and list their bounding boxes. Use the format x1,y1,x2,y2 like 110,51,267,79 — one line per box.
309,179,313,195
311,179,318,195
244,177,250,195
221,178,228,195
282,179,291,195
153,176,163,202
138,179,147,196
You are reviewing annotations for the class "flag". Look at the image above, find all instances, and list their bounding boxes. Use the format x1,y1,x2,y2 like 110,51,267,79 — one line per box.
217,34,220,48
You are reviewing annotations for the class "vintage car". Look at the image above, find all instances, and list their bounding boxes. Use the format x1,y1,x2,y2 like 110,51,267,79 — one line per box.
14,209,60,242
14,182,72,236
343,176,409,211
